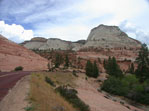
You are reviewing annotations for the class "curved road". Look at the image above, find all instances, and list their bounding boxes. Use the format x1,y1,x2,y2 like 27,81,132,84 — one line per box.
0,71,31,101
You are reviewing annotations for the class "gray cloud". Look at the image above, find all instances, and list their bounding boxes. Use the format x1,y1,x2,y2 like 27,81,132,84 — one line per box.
119,20,149,45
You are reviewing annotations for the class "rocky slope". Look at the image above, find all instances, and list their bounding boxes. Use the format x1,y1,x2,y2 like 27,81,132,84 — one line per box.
0,35,48,71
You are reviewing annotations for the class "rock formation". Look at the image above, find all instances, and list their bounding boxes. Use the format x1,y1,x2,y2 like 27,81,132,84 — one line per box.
22,25,141,51
21,38,85,51
0,35,48,71
83,24,141,49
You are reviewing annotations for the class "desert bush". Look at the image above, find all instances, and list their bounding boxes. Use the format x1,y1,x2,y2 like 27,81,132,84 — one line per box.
45,76,56,87
55,86,90,111
14,66,23,71
72,70,78,77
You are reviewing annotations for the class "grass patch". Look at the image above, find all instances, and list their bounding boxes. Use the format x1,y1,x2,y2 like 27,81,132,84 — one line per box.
28,73,76,111
43,71,76,87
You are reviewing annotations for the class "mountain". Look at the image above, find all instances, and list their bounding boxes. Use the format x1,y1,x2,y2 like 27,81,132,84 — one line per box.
0,35,48,71
21,25,141,51
83,24,141,49
20,24,143,72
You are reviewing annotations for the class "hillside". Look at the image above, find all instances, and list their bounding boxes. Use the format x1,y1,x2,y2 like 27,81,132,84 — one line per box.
0,35,48,71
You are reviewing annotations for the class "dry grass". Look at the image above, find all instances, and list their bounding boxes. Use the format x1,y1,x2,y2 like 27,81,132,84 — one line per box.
43,71,76,87
29,72,77,111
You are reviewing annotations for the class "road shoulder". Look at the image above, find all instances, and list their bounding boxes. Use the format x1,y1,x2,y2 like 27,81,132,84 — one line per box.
0,75,30,111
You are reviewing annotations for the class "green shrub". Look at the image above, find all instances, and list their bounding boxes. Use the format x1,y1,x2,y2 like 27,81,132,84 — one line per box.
55,86,90,111
14,66,23,71
45,76,56,87
72,70,78,77
24,105,35,111
102,75,149,105
102,76,127,96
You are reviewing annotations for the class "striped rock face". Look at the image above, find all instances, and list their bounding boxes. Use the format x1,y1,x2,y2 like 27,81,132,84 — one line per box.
0,35,48,72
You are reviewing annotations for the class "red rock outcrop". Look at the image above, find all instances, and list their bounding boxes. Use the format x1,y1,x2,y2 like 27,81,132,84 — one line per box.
0,35,48,71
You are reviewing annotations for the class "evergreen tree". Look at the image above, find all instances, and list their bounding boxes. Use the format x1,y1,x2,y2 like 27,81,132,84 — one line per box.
128,63,135,74
47,63,50,71
85,60,93,77
55,53,63,68
93,61,99,78
104,56,122,77
103,59,107,69
65,55,69,68
135,44,149,82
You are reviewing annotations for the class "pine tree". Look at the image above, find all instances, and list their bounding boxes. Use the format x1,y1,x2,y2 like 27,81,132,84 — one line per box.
103,59,107,69
93,61,99,78
135,44,149,82
85,60,93,77
65,55,69,68
128,63,135,74
55,53,63,68
104,56,122,77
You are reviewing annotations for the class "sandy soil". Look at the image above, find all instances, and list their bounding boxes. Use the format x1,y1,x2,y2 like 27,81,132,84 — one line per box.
75,74,143,111
0,75,30,111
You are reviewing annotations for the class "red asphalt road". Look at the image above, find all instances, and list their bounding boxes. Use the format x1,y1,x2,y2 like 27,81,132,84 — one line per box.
0,71,31,101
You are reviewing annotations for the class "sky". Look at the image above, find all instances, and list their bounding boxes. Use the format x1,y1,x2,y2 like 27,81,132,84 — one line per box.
0,0,149,45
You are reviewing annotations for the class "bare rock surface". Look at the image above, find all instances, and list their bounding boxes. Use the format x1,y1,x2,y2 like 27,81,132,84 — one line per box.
83,24,141,48
0,35,48,71
22,37,84,51
0,75,30,111
75,74,143,111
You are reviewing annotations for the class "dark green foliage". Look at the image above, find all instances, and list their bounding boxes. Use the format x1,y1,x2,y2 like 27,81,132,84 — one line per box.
72,70,78,77
135,44,149,82
55,53,63,68
14,66,23,71
47,63,50,71
24,105,35,111
102,76,127,96
98,58,101,64
104,57,123,77
55,86,90,111
45,76,56,87
127,63,135,74
65,55,69,68
102,75,149,105
85,60,99,78
93,61,99,78
85,60,93,77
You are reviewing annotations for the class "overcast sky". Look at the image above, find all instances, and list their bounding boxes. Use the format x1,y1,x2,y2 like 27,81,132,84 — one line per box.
0,0,149,45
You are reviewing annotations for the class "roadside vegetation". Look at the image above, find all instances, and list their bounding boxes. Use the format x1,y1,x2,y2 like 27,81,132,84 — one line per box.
28,73,76,111
56,86,90,111
27,71,89,111
102,44,149,105
14,66,23,71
